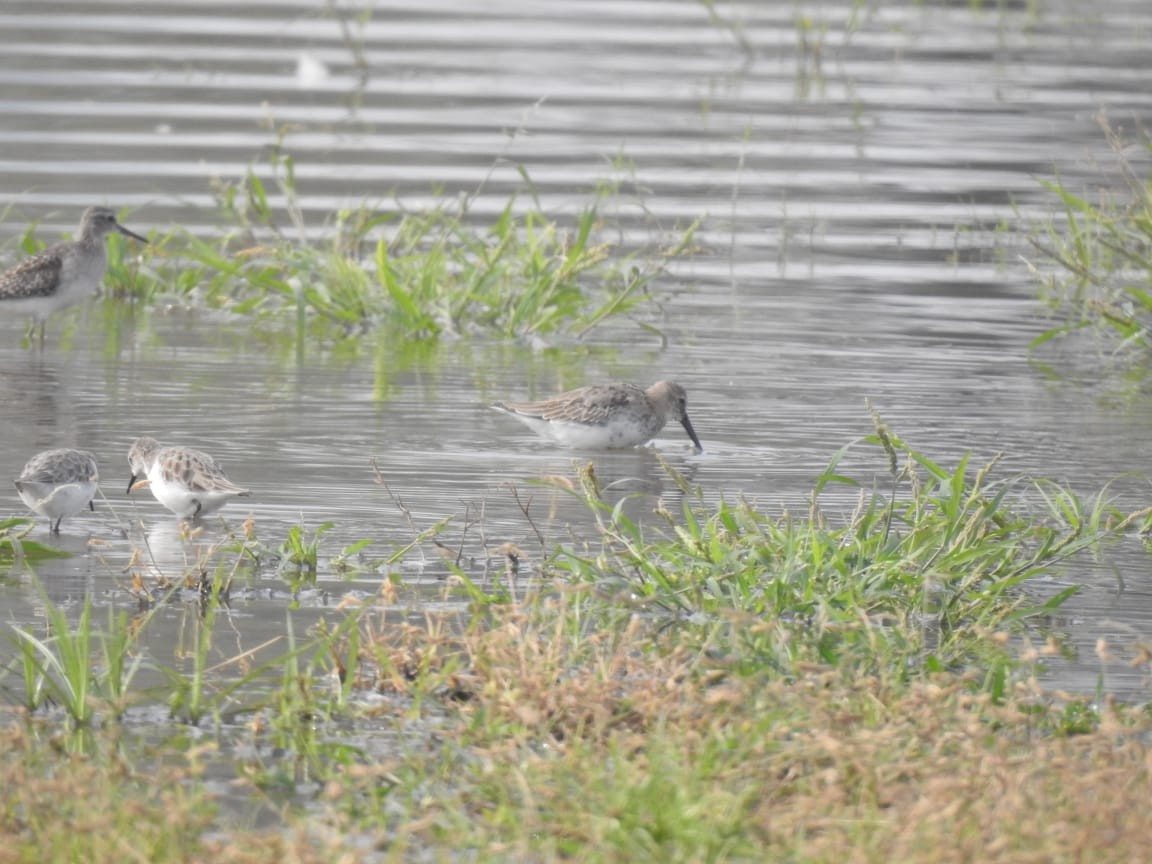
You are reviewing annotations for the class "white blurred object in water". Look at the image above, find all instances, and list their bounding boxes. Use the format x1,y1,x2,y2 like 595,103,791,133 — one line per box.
296,52,330,88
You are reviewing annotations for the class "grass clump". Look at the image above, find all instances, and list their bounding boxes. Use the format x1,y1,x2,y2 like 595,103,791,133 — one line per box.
542,413,1114,694
1028,119,1152,354
107,139,697,347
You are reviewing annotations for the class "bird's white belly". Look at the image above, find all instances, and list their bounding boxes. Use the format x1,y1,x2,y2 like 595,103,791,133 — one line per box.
526,416,658,449
17,479,97,519
147,467,234,518
58,253,106,306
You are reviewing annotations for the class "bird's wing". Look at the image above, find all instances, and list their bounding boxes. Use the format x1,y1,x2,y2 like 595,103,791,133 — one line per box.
0,248,64,300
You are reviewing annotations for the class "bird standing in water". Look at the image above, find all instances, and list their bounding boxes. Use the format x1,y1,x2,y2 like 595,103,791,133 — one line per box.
127,436,250,521
14,448,100,533
0,206,147,344
493,380,703,451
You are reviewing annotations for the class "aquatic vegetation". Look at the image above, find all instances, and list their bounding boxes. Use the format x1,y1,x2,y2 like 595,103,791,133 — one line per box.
161,593,222,726
550,421,1113,689
0,516,71,563
1029,120,1152,355
6,590,147,724
105,140,698,348
278,521,332,593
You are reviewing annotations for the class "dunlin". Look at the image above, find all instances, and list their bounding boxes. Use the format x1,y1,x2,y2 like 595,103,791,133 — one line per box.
14,448,100,533
493,380,703,451
127,436,249,520
0,207,147,343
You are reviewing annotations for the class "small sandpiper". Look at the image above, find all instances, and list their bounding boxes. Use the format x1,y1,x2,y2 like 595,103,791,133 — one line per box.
0,206,147,343
127,436,250,520
14,448,100,533
493,380,703,451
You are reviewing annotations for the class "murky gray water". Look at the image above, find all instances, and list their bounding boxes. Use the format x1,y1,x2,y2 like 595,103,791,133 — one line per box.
2,0,1152,709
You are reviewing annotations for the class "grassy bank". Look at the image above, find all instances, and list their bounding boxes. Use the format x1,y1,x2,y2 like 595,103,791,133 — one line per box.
2,421,1146,861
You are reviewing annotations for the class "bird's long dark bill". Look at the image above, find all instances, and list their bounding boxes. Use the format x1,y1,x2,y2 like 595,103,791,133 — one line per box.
680,414,704,452
126,473,137,495
116,223,149,244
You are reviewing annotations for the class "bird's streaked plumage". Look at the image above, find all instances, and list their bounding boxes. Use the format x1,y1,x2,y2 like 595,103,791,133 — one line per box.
14,448,100,533
127,436,249,520
0,207,147,341
493,380,703,451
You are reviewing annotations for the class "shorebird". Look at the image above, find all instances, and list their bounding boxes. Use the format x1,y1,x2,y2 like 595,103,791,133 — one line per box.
0,206,147,343
14,448,100,533
127,436,250,520
493,380,703,451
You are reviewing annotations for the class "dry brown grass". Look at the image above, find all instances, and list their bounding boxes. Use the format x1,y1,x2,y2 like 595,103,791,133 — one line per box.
329,596,1152,862
2,593,1149,862
747,680,1152,864
0,721,354,864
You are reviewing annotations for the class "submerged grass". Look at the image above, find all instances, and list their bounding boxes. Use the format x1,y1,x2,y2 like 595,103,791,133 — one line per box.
0,517,72,564
0,422,1148,861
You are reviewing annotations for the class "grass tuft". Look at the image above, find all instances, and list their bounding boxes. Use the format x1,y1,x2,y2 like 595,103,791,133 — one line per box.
1027,117,1152,355
97,137,699,348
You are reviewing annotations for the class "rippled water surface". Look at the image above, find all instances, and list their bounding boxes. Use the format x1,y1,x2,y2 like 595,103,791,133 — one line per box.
2,0,1152,704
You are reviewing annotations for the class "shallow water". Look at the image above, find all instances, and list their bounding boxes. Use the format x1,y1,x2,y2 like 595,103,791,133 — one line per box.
2,0,1152,712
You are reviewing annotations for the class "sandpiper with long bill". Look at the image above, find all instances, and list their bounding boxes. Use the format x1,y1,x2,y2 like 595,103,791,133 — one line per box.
492,380,703,451
0,206,147,344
